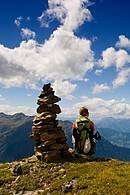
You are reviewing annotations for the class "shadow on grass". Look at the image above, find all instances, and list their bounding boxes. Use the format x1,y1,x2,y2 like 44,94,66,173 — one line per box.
35,155,112,164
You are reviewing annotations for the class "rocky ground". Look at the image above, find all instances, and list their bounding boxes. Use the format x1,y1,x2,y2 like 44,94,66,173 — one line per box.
0,155,130,195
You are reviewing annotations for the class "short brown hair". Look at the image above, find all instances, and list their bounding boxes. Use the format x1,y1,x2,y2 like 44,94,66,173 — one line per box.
79,107,89,116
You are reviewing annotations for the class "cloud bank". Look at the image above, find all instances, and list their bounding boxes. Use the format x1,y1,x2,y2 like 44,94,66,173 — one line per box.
0,104,35,116
1,96,130,119
0,0,94,98
61,96,130,119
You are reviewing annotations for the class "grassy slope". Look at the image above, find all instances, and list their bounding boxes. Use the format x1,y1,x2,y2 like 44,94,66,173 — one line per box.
0,157,130,195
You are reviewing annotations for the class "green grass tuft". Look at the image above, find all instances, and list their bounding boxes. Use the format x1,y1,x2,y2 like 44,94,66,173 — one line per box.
0,158,130,195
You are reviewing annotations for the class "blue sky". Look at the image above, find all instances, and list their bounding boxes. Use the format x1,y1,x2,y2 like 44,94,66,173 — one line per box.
0,0,130,119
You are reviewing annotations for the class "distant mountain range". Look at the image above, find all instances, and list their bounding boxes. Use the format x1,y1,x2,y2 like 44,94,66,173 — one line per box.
0,112,130,162
95,117,130,133
99,128,130,149
0,113,34,162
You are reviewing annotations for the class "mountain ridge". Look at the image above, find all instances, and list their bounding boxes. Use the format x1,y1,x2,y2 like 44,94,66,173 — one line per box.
1,113,130,162
95,117,130,133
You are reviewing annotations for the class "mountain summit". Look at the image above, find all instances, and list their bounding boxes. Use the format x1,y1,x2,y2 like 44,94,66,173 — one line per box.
0,157,130,194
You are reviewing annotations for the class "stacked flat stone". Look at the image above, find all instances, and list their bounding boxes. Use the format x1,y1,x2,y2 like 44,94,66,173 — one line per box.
31,83,69,162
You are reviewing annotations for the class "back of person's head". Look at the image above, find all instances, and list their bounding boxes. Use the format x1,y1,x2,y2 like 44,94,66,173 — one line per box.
79,107,89,116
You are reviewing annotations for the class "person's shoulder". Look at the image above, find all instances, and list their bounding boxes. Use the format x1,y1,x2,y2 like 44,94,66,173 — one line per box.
89,120,95,131
88,117,94,123
90,120,94,124
88,118,95,126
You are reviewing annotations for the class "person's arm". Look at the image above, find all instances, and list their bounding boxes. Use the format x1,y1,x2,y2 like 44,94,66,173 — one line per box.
72,121,80,146
90,121,96,134
72,121,77,129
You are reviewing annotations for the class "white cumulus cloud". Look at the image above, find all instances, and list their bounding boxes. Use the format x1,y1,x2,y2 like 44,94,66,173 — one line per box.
0,45,37,88
0,29,94,89
99,47,130,70
38,0,92,31
60,96,130,119
99,44,130,88
21,28,36,40
0,0,94,98
113,67,130,88
52,80,77,99
116,35,130,49
93,83,111,94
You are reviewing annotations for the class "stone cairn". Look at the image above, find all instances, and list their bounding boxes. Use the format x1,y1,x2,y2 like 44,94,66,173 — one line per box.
31,83,69,162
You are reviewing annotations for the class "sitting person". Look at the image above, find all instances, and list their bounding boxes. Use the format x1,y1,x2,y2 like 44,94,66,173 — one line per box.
72,107,97,157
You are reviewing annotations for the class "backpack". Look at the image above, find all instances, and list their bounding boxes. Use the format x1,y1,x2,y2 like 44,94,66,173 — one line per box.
76,116,93,153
